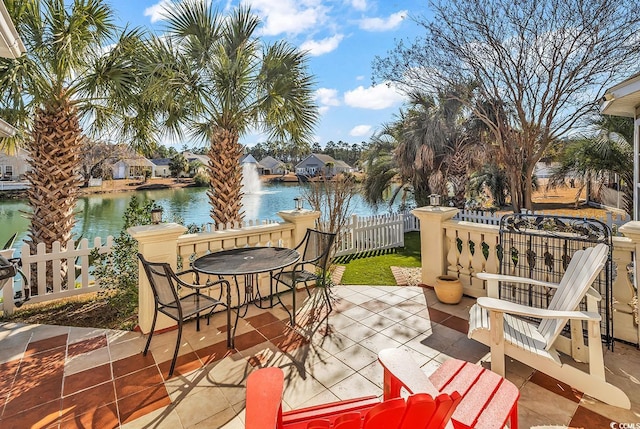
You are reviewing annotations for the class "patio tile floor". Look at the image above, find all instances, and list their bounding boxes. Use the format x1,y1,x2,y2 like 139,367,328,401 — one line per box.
0,285,638,428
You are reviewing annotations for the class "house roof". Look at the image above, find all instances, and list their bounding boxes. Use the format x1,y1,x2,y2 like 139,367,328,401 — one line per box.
0,3,25,137
0,2,25,59
182,151,209,165
115,157,154,167
151,158,171,166
295,153,352,169
241,154,259,164
259,156,284,169
600,72,640,118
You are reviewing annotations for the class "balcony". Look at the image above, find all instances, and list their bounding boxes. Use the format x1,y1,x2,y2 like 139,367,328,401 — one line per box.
1,284,638,428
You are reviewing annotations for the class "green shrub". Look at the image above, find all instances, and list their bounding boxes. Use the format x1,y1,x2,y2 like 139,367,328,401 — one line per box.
193,172,210,187
92,196,154,318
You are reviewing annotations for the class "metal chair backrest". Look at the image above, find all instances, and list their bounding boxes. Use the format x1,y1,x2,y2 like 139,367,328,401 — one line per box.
538,243,608,348
138,254,181,310
300,228,336,271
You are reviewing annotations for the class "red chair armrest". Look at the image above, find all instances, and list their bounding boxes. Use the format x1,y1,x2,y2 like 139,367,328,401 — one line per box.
246,368,284,429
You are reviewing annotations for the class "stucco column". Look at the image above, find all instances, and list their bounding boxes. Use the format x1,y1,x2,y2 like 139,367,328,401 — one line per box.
618,221,640,344
128,223,187,334
277,209,321,246
1,249,15,315
411,206,459,286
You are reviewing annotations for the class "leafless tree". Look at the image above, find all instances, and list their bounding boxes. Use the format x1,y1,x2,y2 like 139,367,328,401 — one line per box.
373,0,640,211
79,140,128,186
303,173,358,237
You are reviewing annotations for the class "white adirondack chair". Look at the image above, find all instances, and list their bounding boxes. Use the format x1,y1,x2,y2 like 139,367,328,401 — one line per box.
469,243,631,409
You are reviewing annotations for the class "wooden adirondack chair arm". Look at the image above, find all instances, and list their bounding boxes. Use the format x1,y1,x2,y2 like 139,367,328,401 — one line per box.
246,368,284,429
378,348,440,398
586,287,602,301
476,272,560,289
477,297,601,321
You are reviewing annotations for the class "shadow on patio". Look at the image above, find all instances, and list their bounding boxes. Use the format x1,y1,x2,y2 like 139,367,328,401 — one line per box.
0,285,638,428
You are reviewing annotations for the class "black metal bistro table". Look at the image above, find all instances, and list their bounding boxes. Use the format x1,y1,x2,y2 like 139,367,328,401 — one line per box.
192,247,300,316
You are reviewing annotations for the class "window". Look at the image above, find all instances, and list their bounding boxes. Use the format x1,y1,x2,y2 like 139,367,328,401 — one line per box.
5,165,12,179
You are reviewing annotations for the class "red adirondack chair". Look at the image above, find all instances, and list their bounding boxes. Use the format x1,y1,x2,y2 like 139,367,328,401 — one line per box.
245,367,462,429
245,348,519,429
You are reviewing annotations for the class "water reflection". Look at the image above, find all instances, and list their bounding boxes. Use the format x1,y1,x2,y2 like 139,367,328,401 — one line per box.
0,182,405,249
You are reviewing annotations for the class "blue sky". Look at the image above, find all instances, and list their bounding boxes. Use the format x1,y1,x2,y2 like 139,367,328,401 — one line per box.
107,0,431,148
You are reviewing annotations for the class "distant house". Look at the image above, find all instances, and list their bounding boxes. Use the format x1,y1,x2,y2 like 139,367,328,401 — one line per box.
259,156,286,175
182,151,208,176
112,156,155,179
295,154,352,177
0,148,30,180
240,153,259,165
151,158,171,177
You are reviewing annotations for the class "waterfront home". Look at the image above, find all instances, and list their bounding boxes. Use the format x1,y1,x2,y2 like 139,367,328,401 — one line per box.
259,155,287,175
295,153,353,177
0,147,29,181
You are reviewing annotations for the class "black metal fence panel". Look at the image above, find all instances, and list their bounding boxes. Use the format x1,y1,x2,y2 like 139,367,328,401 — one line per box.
498,214,614,349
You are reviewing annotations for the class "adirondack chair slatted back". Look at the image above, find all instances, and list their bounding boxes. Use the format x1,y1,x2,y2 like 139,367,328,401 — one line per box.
498,213,614,348
245,367,461,429
538,243,608,347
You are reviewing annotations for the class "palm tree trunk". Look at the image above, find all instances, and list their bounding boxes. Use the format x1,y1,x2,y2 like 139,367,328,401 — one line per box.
25,99,83,294
208,128,244,226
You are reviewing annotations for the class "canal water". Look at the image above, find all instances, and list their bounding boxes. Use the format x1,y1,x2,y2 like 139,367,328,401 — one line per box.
0,182,404,249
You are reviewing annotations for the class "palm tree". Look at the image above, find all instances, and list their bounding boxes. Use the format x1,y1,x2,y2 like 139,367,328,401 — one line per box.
147,1,318,225
550,114,633,214
0,0,152,290
363,86,485,208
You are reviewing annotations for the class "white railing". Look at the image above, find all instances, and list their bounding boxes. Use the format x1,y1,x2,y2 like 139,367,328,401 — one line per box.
1,237,113,315
333,213,405,256
199,218,280,233
454,208,630,232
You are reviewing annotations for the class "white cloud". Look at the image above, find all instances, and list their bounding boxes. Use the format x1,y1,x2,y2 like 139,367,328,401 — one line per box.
245,0,329,36
350,125,372,137
344,82,405,109
144,0,171,23
316,88,340,105
356,75,365,81
300,34,344,56
350,0,367,11
359,10,407,32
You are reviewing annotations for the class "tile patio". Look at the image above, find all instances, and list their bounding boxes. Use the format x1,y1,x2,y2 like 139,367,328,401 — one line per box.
0,285,638,428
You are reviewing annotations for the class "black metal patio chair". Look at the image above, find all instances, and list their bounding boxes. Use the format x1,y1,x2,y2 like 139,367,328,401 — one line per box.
271,228,336,326
138,253,236,377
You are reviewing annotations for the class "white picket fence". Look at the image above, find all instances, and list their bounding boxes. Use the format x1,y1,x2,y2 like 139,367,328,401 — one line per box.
333,213,406,256
1,237,113,315
402,211,421,232
455,208,630,232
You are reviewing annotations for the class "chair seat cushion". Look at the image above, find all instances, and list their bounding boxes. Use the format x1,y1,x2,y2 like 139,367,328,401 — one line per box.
469,303,555,361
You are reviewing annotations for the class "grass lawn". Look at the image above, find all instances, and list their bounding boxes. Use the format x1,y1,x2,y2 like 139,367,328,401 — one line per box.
335,232,421,285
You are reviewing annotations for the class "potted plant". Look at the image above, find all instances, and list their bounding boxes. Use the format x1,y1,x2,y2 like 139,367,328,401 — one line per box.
434,275,463,304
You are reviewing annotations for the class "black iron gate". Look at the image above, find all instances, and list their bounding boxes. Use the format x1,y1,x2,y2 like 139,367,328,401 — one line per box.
498,213,614,349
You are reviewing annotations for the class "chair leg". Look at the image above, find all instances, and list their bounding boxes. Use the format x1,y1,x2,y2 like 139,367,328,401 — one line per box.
291,284,297,326
143,305,159,356
169,319,183,378
195,292,201,331
323,282,333,314
226,305,232,348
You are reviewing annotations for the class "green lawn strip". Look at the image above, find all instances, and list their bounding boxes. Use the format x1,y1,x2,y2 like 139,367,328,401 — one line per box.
335,232,421,285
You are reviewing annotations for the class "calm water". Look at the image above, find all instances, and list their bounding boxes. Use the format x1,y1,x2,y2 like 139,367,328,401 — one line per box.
0,182,403,249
